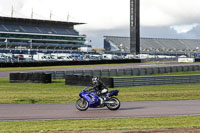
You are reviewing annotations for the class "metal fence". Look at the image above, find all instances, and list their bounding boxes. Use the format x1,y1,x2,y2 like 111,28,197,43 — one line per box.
113,75,200,88
41,64,200,79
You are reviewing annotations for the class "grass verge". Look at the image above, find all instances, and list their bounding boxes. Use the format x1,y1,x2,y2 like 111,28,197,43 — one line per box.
0,77,200,104
0,116,200,132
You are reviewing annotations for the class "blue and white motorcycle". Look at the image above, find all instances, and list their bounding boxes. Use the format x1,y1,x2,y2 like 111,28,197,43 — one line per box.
76,87,120,111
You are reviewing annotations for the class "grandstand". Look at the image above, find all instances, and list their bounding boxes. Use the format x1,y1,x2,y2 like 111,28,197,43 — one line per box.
104,36,200,56
0,16,90,51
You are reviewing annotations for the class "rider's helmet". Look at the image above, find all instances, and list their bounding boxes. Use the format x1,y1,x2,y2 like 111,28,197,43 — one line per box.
92,76,99,85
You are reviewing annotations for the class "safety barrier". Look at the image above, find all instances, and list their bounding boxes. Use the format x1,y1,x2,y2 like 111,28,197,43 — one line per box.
10,73,52,83
113,75,200,88
9,65,200,87
65,74,200,88
43,64,200,79
65,75,113,88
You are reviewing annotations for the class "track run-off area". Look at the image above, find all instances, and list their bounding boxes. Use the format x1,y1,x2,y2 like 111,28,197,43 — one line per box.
0,100,199,121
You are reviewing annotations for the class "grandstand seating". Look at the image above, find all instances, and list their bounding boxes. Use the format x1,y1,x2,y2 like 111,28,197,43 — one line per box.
0,25,7,31
0,16,87,51
0,40,83,48
0,23,79,36
104,36,200,53
22,25,40,33
5,24,22,32
53,27,78,35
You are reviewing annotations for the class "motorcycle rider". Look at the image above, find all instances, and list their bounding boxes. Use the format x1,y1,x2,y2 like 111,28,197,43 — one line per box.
91,77,108,100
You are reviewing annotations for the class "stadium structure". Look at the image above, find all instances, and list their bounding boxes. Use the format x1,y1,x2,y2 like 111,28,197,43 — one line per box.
0,16,90,54
104,36,200,56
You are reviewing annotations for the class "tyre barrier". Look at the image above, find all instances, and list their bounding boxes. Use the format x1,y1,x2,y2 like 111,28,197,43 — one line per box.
195,59,200,62
66,74,200,88
113,75,200,88
13,64,200,80
65,75,114,88
10,73,52,83
9,72,200,88
51,65,200,79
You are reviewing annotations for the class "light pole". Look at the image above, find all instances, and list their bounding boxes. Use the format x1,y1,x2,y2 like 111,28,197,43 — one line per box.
120,43,123,57
130,0,140,55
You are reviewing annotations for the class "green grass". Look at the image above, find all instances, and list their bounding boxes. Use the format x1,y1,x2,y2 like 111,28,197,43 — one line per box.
0,78,82,104
119,84,200,102
0,77,200,104
0,116,200,132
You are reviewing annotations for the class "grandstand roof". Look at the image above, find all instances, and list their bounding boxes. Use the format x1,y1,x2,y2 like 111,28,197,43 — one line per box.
0,16,85,36
0,16,84,27
104,36,200,52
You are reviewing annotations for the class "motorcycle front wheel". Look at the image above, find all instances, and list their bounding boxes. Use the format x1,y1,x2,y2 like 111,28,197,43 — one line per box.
106,97,120,111
75,98,89,111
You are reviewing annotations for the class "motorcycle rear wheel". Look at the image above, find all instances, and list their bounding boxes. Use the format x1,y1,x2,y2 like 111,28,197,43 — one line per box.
75,98,89,111
106,97,120,111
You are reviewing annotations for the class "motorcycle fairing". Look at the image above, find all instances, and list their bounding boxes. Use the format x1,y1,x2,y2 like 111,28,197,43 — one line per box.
80,90,100,108
106,90,119,97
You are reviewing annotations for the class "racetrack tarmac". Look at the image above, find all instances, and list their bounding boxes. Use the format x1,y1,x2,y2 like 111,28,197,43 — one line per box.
0,100,199,121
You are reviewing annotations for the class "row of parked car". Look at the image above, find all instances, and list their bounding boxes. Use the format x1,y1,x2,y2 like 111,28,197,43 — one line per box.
0,52,179,63
0,53,136,63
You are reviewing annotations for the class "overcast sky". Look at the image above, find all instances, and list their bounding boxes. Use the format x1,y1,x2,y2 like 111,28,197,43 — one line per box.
0,0,200,47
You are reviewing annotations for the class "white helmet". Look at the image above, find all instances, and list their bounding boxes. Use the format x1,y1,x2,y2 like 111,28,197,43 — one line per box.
92,77,99,84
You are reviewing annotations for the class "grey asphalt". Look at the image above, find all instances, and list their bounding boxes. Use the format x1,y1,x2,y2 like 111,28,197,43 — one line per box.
0,100,199,121
1,62,200,77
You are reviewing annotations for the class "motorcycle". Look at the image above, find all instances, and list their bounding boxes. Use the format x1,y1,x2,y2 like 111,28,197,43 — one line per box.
75,87,120,111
